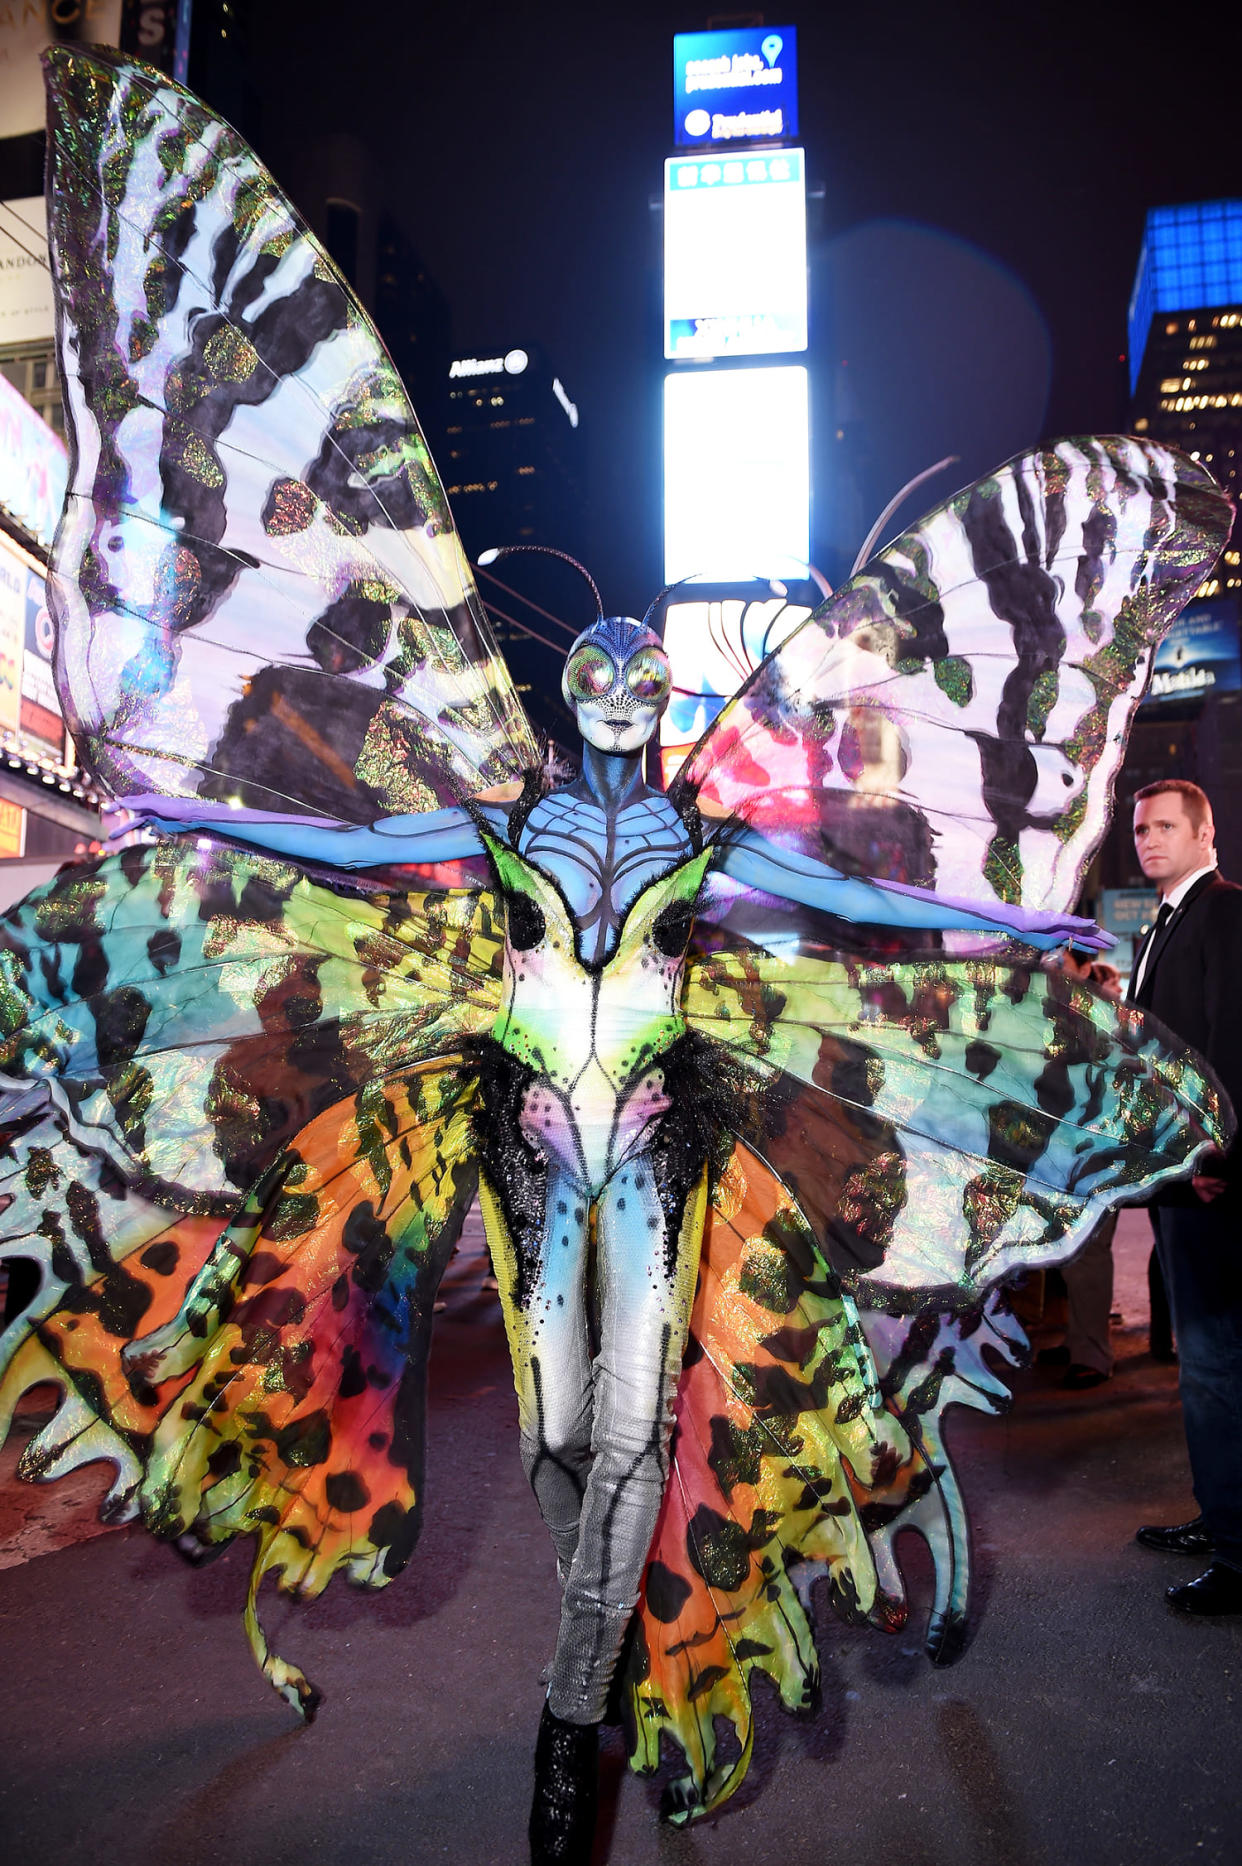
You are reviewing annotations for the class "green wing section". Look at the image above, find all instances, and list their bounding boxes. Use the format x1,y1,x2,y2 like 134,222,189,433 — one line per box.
0,843,502,1206
683,941,1226,1308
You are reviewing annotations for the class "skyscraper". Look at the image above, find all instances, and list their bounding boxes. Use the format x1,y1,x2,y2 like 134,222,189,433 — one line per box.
1129,200,1242,579
442,347,584,558
1090,201,1242,908
442,346,586,749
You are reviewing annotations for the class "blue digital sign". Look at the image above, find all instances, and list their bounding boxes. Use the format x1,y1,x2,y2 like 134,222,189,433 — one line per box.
673,27,797,148
1144,597,1241,705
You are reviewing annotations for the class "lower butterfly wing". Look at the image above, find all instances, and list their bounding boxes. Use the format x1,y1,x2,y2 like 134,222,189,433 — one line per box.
633,869,1225,1818
44,47,537,820
856,1294,1029,1665
0,845,503,1709
672,438,1231,917
683,939,1226,1309
2,1058,481,1716
625,1141,1021,1822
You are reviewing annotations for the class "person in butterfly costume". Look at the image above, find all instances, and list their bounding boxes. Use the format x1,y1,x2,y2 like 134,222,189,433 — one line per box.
0,46,1232,1861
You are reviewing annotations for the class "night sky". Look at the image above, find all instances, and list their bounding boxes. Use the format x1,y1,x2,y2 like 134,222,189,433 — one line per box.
249,0,1242,619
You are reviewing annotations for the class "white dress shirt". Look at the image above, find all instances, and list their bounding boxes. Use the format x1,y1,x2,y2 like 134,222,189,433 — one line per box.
1132,862,1218,996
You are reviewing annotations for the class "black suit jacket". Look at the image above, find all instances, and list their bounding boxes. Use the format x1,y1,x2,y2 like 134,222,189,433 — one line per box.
1130,872,1242,1201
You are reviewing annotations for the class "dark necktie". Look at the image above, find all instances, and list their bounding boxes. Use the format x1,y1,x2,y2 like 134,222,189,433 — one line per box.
1135,901,1173,997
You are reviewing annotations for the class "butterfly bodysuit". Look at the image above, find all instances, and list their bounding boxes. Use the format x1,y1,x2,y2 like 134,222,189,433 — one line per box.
0,44,1231,1825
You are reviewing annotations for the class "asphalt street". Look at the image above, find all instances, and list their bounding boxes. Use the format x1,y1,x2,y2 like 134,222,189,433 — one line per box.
0,1210,1238,1866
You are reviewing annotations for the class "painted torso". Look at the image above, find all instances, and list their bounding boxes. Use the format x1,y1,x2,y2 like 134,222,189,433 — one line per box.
516,780,694,968
488,834,711,1196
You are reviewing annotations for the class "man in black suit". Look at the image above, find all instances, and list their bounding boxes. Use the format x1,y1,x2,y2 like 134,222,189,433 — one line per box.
1129,778,1242,1614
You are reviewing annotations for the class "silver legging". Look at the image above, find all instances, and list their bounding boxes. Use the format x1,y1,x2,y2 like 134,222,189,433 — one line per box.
489,1154,703,1724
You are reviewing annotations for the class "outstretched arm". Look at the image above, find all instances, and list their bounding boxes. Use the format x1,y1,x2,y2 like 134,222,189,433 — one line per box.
716,826,1111,952
117,795,498,868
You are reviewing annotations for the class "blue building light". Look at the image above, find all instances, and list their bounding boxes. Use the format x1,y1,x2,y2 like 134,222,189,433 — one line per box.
1129,200,1242,392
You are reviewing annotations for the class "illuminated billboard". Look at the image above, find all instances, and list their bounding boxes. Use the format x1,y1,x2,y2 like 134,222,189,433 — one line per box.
663,365,809,583
1129,200,1242,389
0,2,121,138
673,26,797,147
0,368,68,551
0,198,55,348
664,149,806,360
0,529,69,766
1143,597,1241,704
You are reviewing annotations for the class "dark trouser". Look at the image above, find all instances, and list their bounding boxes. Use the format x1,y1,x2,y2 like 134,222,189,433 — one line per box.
1151,1200,1242,1570
1064,1211,1117,1374
1147,1229,1174,1357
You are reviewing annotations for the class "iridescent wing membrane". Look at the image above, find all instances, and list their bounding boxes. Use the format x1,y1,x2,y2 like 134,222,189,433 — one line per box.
635,437,1234,1815
633,934,1227,1818
45,46,537,819
0,842,504,1708
674,438,1231,913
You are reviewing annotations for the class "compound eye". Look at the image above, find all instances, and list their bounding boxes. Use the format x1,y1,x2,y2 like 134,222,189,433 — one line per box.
625,647,671,703
566,645,616,702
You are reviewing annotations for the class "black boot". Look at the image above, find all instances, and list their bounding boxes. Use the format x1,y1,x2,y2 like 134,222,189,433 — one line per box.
529,1700,599,1865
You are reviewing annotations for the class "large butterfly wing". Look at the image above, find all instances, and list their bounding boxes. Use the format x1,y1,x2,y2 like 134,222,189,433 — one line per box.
683,938,1227,1308
0,845,503,1712
626,1141,1027,1822
1,1057,482,1718
44,47,538,817
673,438,1231,911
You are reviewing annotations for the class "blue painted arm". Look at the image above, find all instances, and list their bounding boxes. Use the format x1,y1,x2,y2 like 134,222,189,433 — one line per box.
717,827,1112,952
117,795,498,868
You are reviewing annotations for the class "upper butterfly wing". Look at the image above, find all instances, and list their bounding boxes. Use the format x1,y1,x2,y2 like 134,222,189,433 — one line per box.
673,437,1231,912
44,46,538,818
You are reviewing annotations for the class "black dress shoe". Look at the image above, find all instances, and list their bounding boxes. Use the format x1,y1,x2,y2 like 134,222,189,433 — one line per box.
1062,1363,1109,1390
1135,1516,1214,1557
529,1701,599,1865
1166,1562,1242,1616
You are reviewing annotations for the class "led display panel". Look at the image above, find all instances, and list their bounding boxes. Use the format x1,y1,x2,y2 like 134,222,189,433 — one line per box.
0,528,69,763
664,149,806,360
0,366,67,551
673,26,797,147
663,365,809,584
1142,596,1241,704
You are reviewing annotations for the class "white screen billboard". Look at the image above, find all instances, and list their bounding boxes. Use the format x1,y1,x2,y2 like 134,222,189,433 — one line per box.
664,148,806,360
0,198,55,348
663,365,809,583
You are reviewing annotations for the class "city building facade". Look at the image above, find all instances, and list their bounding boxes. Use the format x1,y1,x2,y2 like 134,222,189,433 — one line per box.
442,347,586,748
1091,201,1242,935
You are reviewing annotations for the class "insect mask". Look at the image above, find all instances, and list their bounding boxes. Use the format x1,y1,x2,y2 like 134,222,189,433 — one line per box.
562,616,672,755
